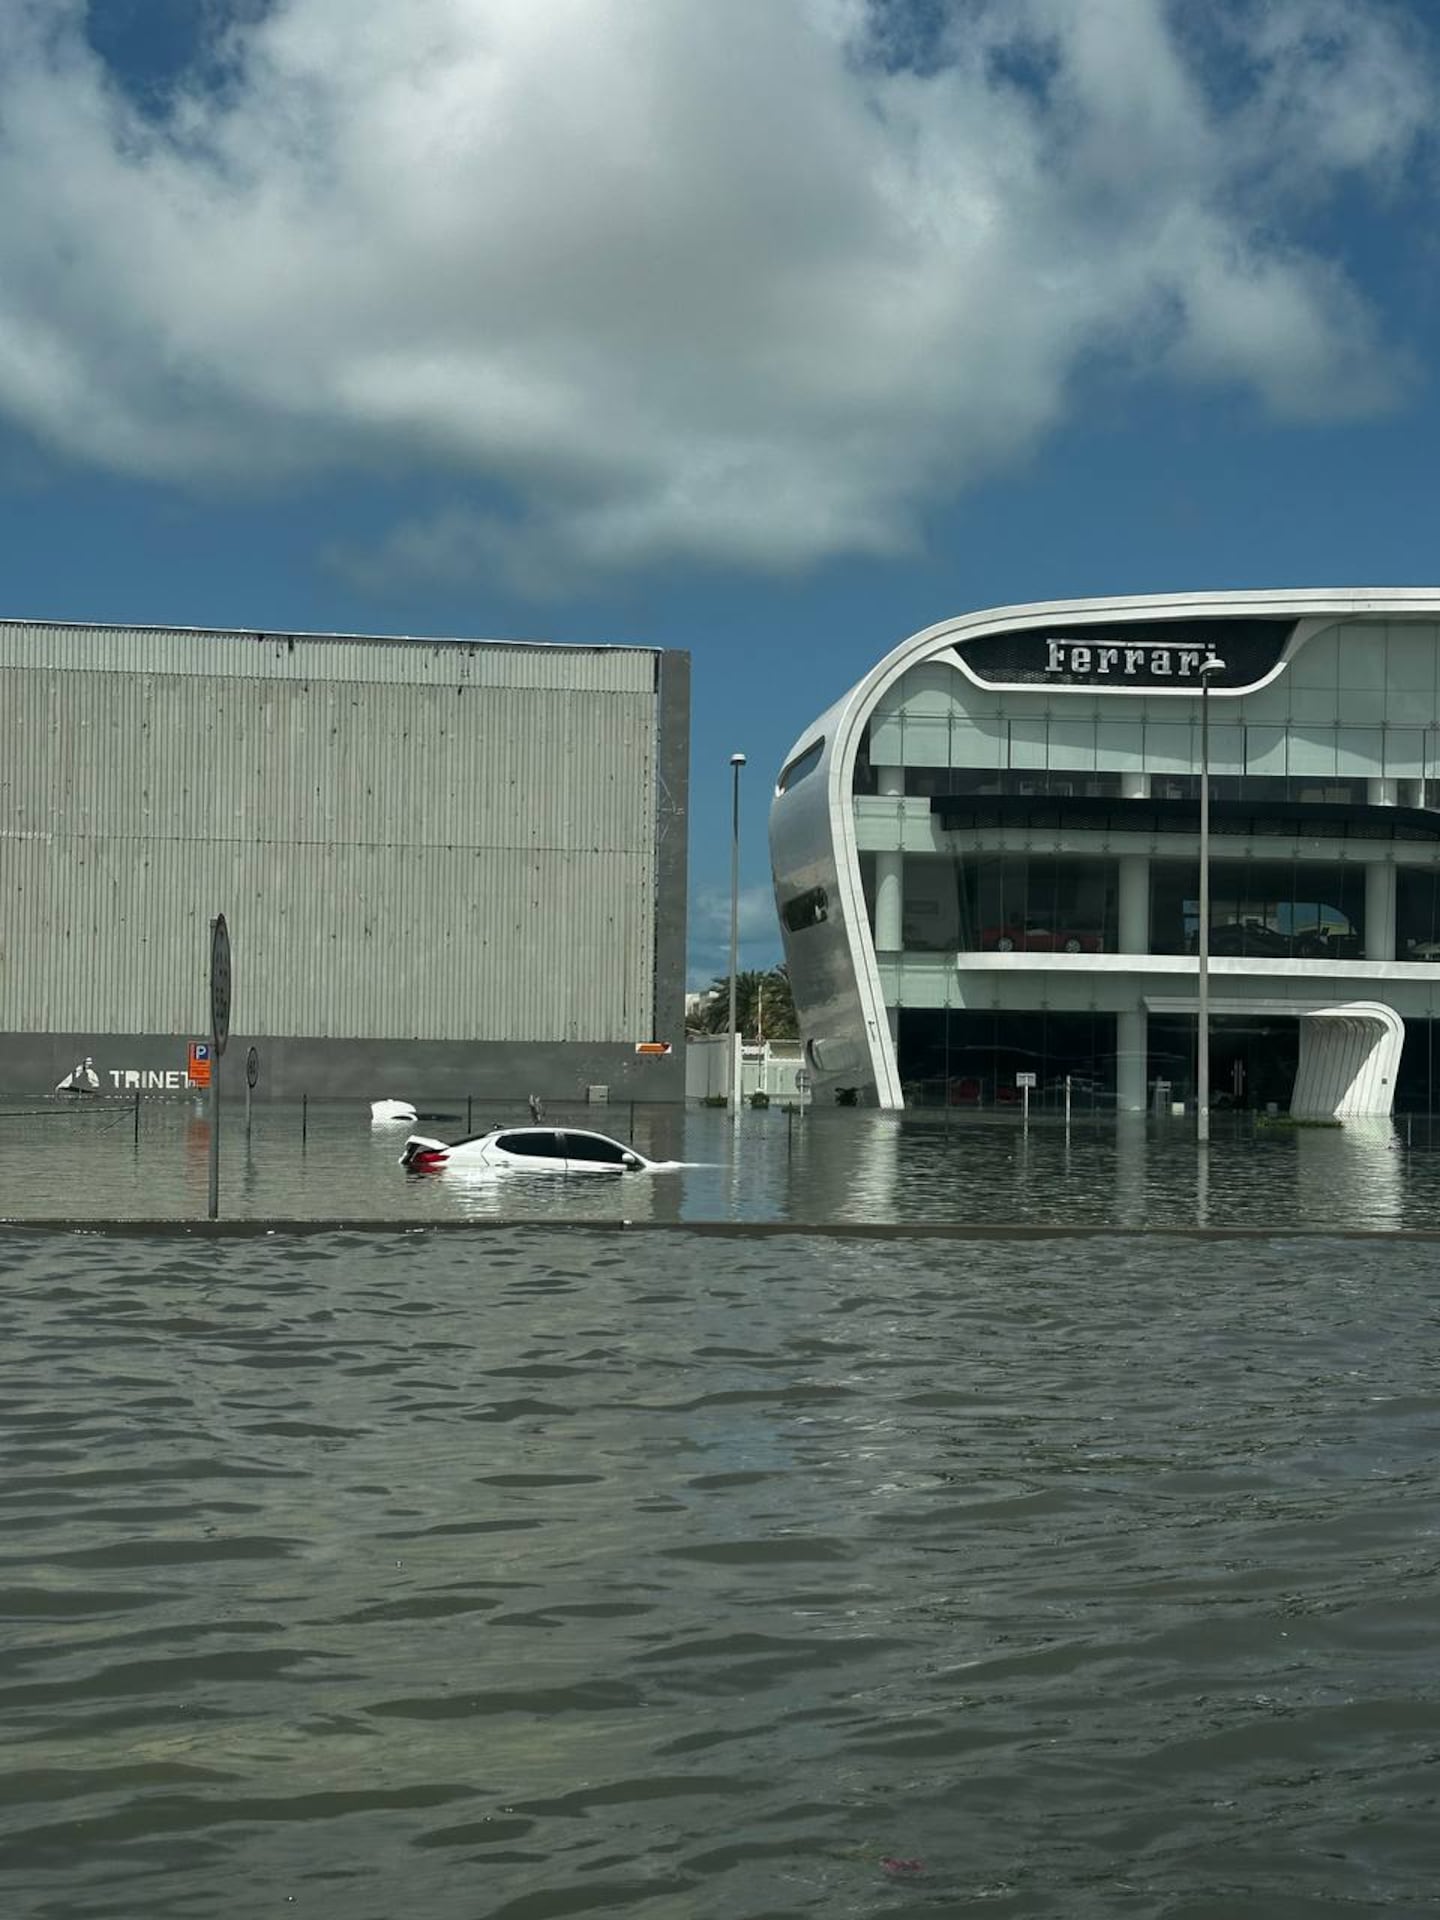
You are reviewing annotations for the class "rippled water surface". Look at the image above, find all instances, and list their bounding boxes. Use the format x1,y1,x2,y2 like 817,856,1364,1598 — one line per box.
6,1100,1440,1228
2,1228,1439,1918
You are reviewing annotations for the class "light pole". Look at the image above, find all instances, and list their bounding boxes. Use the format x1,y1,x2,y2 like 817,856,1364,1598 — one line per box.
1196,658,1226,1145
727,752,746,1115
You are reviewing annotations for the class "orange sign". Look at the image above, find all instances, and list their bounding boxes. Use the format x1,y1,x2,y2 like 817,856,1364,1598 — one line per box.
187,1041,212,1088
634,1042,672,1056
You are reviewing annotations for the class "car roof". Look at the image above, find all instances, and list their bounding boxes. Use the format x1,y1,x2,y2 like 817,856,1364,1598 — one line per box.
492,1125,626,1146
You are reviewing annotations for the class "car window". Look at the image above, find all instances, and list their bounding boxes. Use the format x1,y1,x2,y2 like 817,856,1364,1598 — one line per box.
562,1132,629,1165
494,1130,565,1158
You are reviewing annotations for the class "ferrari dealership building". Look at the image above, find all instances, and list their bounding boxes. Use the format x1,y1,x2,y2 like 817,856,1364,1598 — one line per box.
770,591,1440,1117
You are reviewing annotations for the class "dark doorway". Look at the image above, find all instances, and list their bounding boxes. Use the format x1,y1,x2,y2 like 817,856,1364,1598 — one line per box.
1148,1013,1299,1111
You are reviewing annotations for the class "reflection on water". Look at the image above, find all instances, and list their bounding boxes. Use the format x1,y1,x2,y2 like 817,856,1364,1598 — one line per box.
1,1098,1438,1228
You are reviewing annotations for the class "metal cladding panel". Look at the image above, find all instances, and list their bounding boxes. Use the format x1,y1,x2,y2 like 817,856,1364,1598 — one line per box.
0,645,664,1043
0,620,656,693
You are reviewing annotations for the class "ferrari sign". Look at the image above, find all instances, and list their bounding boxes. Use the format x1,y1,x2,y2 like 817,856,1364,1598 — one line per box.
954,617,1295,693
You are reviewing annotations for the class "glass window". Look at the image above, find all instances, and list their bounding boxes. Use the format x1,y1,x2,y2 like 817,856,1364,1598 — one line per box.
905,769,1121,799
1149,860,1364,957
782,885,829,932
896,1009,1118,1108
562,1132,629,1165
494,1131,565,1158
852,727,878,796
956,853,1117,954
778,739,824,793
903,855,961,951
1397,871,1440,960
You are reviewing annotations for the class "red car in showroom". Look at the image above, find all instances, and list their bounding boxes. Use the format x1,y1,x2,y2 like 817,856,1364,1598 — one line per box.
978,921,1105,953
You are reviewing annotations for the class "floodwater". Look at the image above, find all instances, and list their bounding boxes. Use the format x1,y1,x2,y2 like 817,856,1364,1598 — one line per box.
3,1112,1440,1917
2,1098,1440,1229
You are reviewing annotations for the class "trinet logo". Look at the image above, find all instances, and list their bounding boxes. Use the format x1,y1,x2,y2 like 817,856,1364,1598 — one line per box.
1043,639,1225,679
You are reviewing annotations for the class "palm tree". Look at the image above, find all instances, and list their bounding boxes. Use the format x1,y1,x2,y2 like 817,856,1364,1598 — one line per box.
691,965,797,1041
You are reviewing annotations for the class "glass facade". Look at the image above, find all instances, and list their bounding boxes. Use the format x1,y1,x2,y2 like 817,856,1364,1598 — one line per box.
897,1010,1120,1109
1148,861,1365,958
837,618,1440,1112
903,853,1117,954
1397,872,1440,959
890,851,1390,960
896,1012,1440,1114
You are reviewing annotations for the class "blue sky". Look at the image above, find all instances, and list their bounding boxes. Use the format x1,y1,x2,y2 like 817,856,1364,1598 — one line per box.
2,0,1439,985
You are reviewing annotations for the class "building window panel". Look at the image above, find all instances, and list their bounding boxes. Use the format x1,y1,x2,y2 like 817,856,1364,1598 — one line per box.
1046,717,1098,771
1150,858,1364,958
902,714,950,767
1384,631,1437,696
1383,731,1426,780
1245,727,1288,775
1143,722,1193,773
949,715,1007,769
1008,717,1048,770
1287,729,1340,777
1335,727,1385,777
1397,871,1440,960
777,738,824,793
1338,631,1388,690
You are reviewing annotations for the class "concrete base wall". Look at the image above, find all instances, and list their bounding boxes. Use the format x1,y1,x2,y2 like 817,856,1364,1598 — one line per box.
0,1033,686,1104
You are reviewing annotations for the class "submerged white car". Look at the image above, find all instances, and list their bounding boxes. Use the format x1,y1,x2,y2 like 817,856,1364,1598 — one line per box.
400,1124,669,1176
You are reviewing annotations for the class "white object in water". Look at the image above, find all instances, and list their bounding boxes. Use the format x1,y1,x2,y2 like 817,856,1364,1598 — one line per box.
399,1124,679,1175
371,1099,418,1125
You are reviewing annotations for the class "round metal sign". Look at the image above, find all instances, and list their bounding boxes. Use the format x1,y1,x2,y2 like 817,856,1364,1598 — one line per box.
245,1046,259,1090
210,914,231,1057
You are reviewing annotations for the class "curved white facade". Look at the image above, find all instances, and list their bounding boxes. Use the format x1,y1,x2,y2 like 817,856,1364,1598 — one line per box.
770,590,1440,1116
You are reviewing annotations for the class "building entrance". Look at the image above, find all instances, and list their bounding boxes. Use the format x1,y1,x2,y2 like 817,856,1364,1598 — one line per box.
1148,1013,1299,1112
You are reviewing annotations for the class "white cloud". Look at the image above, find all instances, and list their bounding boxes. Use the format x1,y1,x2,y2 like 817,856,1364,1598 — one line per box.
689,883,781,988
0,0,1430,587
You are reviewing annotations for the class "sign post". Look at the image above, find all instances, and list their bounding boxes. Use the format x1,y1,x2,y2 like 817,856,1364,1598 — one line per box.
208,915,231,1220
1016,1070,1037,1129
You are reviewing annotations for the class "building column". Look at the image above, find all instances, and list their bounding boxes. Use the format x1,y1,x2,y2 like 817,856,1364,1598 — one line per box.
1118,853,1149,955
875,853,903,951
1365,861,1396,962
1117,1006,1148,1113
1399,778,1425,810
1121,771,1150,800
873,765,905,955
1369,777,1398,807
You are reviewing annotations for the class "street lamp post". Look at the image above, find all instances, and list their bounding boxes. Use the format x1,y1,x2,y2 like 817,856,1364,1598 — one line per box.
727,752,746,1115
1196,659,1226,1146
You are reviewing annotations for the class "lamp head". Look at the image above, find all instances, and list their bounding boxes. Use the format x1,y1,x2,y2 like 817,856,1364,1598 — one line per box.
730,752,747,766
1198,657,1227,678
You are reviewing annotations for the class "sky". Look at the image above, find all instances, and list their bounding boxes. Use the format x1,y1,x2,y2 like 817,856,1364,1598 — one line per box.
2,0,1440,985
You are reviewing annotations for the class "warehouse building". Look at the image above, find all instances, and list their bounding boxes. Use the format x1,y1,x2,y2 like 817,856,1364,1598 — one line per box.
770,589,1440,1116
1,620,688,1100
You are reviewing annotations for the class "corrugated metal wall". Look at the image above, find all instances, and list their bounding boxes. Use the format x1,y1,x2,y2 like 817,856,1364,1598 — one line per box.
0,625,663,1041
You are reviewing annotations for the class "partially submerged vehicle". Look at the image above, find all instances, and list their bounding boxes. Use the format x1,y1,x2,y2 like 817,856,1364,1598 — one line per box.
399,1124,675,1176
